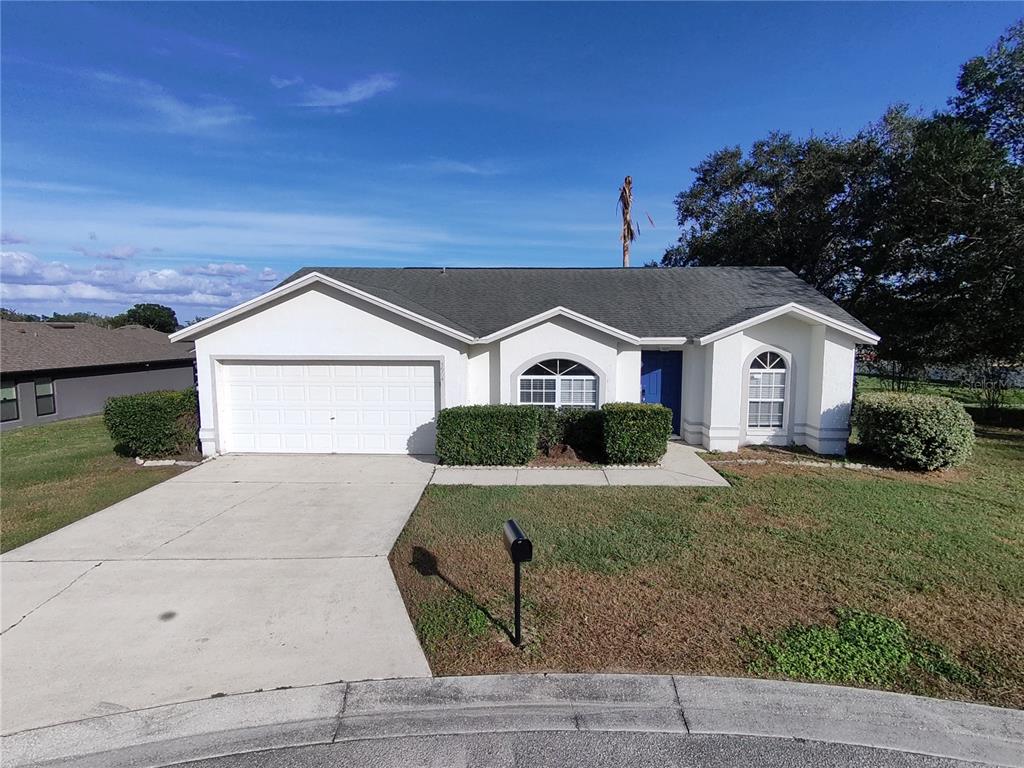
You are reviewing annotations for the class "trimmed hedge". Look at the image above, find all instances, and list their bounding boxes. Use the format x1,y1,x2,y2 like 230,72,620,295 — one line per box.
435,405,540,465
537,407,605,461
852,392,974,471
602,402,673,464
104,388,199,458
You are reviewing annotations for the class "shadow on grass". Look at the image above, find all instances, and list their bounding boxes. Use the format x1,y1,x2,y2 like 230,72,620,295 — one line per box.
974,425,1024,443
410,545,514,643
965,406,1024,431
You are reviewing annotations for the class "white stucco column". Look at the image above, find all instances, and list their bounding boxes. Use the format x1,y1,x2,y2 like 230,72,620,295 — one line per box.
680,344,706,445
802,326,856,455
615,346,642,402
702,334,743,451
193,342,219,457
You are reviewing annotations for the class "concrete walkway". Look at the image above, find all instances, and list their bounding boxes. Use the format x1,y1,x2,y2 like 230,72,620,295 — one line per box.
431,442,729,487
0,455,434,735
4,675,1021,767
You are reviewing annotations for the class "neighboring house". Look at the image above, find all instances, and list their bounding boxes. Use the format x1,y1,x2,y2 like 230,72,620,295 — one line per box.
170,267,879,457
1,321,196,430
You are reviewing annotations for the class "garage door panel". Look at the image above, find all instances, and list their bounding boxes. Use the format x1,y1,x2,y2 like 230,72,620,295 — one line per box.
387,411,411,426
308,433,332,451
257,434,283,451
230,385,254,402
361,386,385,402
257,410,282,425
255,385,279,401
332,385,357,400
283,410,307,426
221,361,439,454
334,410,358,426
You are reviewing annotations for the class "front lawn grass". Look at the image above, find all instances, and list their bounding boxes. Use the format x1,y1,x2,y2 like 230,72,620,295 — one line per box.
1,416,184,552
389,426,1024,708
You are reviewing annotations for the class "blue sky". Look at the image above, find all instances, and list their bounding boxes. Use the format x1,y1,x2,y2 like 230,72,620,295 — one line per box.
2,2,1020,320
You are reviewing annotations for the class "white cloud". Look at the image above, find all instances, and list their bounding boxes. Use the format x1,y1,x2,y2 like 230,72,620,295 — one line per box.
6,199,454,258
270,75,303,89
186,262,250,276
1,250,38,278
72,244,142,260
297,74,397,109
259,267,280,282
0,250,274,314
403,158,508,177
2,251,75,284
1,231,30,245
3,179,108,195
86,71,250,136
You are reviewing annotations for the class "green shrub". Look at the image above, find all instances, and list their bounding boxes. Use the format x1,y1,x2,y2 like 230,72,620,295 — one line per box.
103,388,199,458
745,608,979,689
601,402,672,464
435,405,539,465
853,392,974,470
537,407,605,460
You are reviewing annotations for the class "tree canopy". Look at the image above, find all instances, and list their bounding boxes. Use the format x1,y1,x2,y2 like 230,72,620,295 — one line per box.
112,303,179,333
1,303,180,333
661,21,1024,387
951,20,1024,163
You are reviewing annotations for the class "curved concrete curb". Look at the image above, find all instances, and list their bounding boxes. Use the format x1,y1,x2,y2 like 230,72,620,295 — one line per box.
3,674,1022,767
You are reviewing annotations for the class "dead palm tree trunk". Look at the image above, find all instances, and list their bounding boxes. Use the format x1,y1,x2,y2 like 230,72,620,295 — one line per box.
618,175,637,267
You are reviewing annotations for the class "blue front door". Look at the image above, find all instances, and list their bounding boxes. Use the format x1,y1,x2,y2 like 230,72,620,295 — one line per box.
641,351,682,435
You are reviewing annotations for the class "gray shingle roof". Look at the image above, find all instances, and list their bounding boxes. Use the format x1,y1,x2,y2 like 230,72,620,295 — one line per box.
1,321,195,375
278,267,875,339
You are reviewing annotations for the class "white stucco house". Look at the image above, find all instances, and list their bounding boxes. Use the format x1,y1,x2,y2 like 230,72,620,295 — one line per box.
170,267,879,457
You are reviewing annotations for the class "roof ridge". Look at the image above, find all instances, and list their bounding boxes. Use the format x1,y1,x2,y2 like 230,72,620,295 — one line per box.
297,265,791,272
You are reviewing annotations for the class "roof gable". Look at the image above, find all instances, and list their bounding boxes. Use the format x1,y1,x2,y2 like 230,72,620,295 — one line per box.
171,267,879,345
281,266,877,341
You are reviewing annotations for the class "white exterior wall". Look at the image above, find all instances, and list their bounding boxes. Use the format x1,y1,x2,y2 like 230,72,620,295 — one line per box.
466,343,498,404
191,285,468,456
494,315,636,405
188,282,860,457
680,344,706,445
702,332,745,451
615,346,643,402
739,316,812,449
801,328,857,454
677,315,857,455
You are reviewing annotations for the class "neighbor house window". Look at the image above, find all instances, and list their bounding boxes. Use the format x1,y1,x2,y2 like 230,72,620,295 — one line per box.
747,352,786,428
1,383,18,422
519,359,598,409
34,378,56,416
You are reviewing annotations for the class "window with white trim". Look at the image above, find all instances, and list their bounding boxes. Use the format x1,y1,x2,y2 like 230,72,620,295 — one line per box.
747,352,786,428
518,359,598,409
1,382,18,422
35,378,56,417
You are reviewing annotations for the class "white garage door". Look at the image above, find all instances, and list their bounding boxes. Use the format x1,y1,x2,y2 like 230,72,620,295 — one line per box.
220,361,439,454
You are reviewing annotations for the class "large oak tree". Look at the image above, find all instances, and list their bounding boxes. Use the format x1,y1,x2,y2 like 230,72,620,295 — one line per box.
661,23,1024,389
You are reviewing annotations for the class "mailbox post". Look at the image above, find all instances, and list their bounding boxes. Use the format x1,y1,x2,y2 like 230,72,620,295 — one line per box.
503,519,532,647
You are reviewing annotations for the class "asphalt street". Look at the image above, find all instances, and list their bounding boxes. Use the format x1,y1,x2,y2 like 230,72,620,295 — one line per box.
178,732,981,768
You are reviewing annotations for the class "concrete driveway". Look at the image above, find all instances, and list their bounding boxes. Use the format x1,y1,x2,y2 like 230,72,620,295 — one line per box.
0,454,435,735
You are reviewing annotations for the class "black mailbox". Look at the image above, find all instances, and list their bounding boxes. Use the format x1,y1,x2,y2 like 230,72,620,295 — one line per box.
503,519,533,563
503,518,532,647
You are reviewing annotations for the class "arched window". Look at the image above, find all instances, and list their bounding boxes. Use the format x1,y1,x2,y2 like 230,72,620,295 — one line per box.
518,358,598,409
747,351,786,428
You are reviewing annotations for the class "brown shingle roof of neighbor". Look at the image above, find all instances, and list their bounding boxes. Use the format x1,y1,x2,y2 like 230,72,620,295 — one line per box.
277,266,877,339
0,321,195,375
